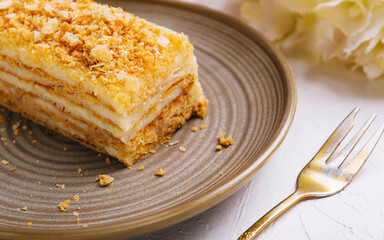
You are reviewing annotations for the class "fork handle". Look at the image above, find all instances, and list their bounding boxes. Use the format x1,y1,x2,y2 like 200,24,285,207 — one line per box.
238,191,306,240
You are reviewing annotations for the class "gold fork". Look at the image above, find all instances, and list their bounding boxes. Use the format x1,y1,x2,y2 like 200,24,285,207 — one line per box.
239,107,384,240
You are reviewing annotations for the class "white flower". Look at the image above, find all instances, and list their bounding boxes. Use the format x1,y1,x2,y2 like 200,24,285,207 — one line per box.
241,0,384,80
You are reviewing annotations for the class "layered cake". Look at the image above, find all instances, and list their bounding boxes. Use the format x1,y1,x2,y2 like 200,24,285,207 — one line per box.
0,0,207,167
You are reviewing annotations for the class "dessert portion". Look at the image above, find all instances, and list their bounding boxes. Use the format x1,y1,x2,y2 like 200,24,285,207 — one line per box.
0,0,207,167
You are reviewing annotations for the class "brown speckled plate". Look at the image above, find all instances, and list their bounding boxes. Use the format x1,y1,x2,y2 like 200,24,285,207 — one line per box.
0,1,296,239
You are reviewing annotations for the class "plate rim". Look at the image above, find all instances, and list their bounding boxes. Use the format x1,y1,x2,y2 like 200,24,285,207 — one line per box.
1,1,297,239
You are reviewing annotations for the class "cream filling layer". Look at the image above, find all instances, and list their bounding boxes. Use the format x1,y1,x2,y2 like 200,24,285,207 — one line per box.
0,68,200,144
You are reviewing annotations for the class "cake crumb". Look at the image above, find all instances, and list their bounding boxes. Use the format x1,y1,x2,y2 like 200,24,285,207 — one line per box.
83,224,88,228
149,149,156,154
32,140,38,144
201,135,205,139
77,207,81,210
56,184,65,189
216,145,222,151
22,125,27,130
96,174,114,186
76,218,81,224
200,125,207,130
28,130,33,135
58,200,70,212
16,208,20,211
63,147,67,151
77,169,82,174
219,132,234,147
27,222,32,227
21,207,28,211
10,167,16,171
155,168,165,176
97,153,102,157
13,129,20,136
191,127,198,132
4,142,8,146
1,160,9,165
197,100,208,119
52,177,56,180
138,166,144,171
178,147,186,152
166,136,171,140
73,211,79,216
163,139,170,143
169,140,179,146
105,157,111,164
0,114,4,123
73,195,80,201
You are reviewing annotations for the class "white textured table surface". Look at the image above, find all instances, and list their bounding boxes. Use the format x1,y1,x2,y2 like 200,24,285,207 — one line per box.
132,1,384,239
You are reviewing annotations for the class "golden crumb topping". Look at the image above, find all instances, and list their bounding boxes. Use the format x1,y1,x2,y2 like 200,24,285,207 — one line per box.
96,174,114,186
0,0,195,112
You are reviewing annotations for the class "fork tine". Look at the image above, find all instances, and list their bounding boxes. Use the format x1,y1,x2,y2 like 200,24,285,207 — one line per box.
344,123,384,176
327,114,376,168
312,107,359,162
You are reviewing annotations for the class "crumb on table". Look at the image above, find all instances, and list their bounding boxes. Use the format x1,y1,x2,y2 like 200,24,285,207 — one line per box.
1,160,8,165
27,222,32,227
149,150,156,154
216,145,222,151
138,166,144,171
58,200,70,212
191,127,198,132
96,174,114,186
105,157,111,164
200,125,207,130
155,168,165,176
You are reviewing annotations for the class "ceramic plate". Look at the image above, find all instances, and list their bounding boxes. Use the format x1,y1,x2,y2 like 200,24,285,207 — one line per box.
0,1,296,239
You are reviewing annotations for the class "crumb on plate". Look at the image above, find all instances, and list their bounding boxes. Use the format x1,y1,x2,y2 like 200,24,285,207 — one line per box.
73,195,80,201
58,200,70,212
219,132,234,147
178,147,186,152
155,168,165,176
96,174,114,186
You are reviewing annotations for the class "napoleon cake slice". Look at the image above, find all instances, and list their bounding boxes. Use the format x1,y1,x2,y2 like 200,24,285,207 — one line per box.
0,0,207,166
